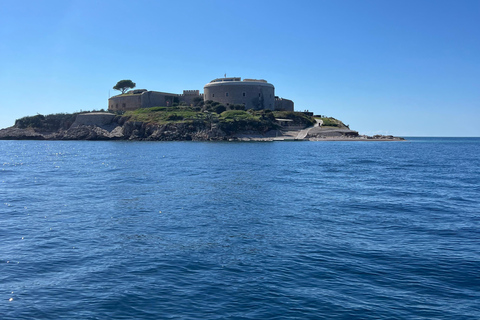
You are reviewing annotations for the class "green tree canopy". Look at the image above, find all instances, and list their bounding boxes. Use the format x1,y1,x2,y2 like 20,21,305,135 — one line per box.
113,80,136,94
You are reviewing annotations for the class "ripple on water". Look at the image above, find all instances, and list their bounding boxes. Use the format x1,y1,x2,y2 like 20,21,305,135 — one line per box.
0,139,479,319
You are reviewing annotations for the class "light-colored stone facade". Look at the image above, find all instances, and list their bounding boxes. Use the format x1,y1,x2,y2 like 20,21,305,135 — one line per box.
71,112,116,127
178,90,204,106
204,78,276,110
109,90,179,112
274,98,294,112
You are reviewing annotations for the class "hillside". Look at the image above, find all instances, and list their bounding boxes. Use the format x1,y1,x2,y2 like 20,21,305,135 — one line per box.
0,108,317,141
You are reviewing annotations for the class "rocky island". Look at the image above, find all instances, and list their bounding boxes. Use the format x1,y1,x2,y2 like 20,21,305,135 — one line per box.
0,77,404,141
0,108,404,142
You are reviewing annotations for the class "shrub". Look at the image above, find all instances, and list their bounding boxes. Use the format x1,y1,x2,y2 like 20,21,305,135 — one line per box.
214,105,226,114
193,97,204,106
320,117,339,127
166,114,184,121
231,104,246,110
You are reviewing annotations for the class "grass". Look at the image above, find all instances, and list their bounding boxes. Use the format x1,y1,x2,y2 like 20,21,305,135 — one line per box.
316,117,348,128
125,108,318,131
219,110,258,122
15,106,322,136
124,106,202,124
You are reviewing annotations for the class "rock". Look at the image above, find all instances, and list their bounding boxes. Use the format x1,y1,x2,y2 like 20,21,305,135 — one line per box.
0,113,404,141
0,127,45,140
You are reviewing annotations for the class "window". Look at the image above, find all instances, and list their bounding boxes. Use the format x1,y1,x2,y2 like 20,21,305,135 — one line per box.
226,92,229,97
122,103,126,108
212,93,215,97
243,92,246,97
259,93,261,97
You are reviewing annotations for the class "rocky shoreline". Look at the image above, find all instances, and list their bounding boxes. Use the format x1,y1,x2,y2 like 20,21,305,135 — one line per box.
0,112,405,142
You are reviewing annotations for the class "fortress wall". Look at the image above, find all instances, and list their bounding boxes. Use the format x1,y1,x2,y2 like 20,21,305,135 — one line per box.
179,90,202,106
71,112,115,127
107,78,292,112
179,94,204,106
204,82,275,110
275,98,294,111
108,94,142,111
141,91,176,108
108,91,178,112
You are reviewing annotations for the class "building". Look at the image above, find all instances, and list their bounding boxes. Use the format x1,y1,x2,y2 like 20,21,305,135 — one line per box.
108,77,293,112
108,89,178,112
204,77,275,110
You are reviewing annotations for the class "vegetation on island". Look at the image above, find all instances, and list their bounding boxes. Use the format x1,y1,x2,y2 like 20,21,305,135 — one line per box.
15,112,84,131
13,107,348,136
113,80,136,94
122,105,316,134
316,116,349,129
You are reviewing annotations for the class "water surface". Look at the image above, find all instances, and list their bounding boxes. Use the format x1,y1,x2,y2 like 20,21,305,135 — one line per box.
1,138,479,319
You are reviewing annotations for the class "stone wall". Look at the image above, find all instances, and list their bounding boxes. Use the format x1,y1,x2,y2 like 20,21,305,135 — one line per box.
71,112,116,127
204,81,276,110
141,91,176,108
108,94,142,111
178,90,203,106
275,98,294,111
108,91,177,112
108,78,294,112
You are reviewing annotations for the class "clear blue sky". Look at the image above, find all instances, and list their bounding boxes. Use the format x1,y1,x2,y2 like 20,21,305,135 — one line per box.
1,0,479,136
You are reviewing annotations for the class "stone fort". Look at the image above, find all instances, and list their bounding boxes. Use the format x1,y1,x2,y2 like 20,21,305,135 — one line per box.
108,77,294,112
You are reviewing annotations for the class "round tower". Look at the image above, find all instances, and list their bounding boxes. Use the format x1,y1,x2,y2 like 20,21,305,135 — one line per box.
203,77,275,110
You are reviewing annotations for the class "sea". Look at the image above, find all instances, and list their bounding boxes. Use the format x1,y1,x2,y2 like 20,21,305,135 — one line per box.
1,137,479,319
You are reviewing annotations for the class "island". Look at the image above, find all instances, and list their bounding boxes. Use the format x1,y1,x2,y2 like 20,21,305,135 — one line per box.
0,77,404,141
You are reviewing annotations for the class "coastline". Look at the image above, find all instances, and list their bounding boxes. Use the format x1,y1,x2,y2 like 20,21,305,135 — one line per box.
0,112,405,142
0,125,405,142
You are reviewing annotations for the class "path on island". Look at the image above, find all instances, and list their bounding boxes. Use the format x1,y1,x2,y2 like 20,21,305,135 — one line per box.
295,119,323,140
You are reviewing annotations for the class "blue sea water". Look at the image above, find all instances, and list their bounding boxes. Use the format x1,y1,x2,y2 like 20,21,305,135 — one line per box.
1,138,479,319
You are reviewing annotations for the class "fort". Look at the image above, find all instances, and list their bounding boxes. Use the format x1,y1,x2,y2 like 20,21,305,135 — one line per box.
0,76,405,141
108,77,294,112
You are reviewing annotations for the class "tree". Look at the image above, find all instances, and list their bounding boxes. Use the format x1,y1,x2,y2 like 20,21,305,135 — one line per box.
113,80,136,94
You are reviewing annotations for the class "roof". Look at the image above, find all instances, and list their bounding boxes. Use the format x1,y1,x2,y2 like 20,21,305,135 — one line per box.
205,77,274,88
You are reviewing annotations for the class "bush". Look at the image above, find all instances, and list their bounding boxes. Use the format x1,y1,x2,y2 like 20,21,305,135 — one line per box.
15,113,78,131
214,105,226,114
166,114,184,121
193,97,204,107
231,104,246,111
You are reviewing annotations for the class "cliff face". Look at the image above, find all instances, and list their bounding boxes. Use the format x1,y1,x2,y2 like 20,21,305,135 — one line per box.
0,113,231,141
0,111,404,141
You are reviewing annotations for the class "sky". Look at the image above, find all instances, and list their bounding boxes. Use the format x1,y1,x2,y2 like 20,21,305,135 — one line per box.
0,0,479,136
